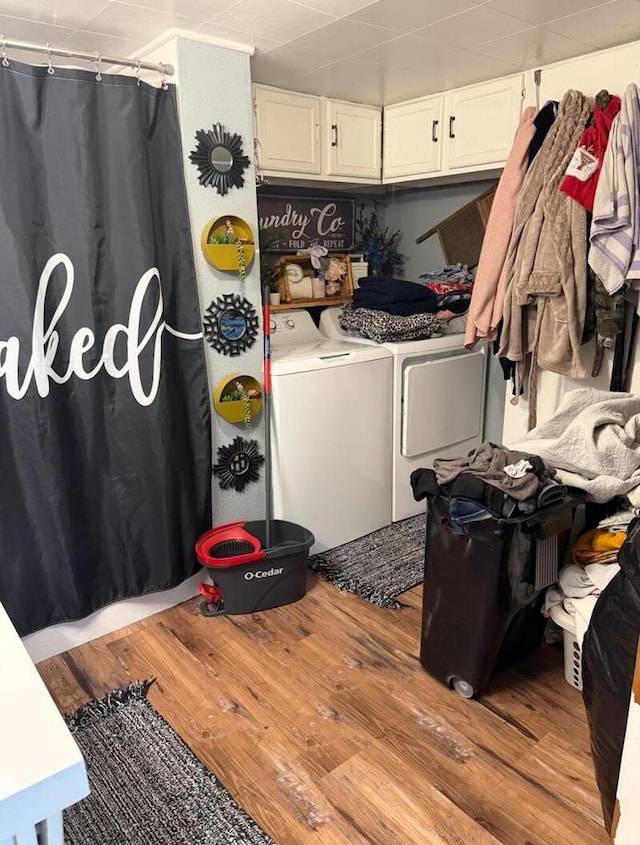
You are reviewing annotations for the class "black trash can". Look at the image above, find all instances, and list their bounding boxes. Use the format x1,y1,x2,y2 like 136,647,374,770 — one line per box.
418,492,583,698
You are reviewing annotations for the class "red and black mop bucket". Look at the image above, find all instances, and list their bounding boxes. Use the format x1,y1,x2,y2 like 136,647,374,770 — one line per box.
196,284,314,617
196,519,314,616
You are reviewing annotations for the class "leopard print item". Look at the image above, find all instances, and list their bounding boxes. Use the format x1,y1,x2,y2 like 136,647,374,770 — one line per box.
339,302,443,344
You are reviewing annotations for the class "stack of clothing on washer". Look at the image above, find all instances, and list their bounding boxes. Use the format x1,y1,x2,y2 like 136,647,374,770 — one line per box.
544,507,636,646
340,273,470,344
419,263,474,315
410,441,568,534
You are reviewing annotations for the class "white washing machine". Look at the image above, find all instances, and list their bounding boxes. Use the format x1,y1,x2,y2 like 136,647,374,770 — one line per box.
320,307,487,522
270,309,393,553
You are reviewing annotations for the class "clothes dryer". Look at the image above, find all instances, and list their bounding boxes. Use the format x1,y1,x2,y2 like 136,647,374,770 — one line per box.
270,310,393,552
319,306,486,522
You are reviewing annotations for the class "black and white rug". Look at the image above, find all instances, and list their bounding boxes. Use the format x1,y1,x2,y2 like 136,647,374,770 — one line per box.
308,515,425,609
64,681,273,845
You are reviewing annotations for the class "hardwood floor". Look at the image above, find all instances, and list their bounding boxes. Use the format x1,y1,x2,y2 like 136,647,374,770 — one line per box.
38,576,609,845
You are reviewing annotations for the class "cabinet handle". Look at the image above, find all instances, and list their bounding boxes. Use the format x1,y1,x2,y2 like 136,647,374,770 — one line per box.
432,119,439,143
449,115,456,139
331,123,338,147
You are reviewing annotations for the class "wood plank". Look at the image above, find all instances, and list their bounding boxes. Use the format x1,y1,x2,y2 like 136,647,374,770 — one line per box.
322,739,502,845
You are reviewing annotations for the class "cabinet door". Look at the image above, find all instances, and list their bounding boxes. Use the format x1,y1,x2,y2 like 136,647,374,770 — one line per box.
254,85,321,175
446,75,523,170
382,95,444,180
325,100,381,180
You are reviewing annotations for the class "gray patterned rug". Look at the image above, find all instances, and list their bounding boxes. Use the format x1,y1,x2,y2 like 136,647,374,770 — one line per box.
64,681,273,845
308,515,425,609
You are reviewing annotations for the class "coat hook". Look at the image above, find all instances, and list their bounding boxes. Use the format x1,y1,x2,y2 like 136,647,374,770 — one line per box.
1,34,9,68
93,51,102,81
135,57,141,87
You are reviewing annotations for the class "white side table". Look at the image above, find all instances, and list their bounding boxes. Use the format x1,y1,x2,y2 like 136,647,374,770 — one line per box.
0,603,89,845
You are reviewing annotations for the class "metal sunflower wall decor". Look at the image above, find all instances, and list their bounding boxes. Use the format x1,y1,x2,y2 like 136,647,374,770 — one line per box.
202,293,259,356
213,436,264,492
189,123,250,195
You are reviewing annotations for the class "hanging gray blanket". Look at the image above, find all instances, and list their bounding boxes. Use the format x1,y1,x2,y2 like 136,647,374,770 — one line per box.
339,302,443,344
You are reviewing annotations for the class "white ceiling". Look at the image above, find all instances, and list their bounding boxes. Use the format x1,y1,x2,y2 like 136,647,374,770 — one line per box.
0,0,639,104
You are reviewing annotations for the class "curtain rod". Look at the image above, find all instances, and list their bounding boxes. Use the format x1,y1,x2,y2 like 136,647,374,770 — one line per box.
0,36,174,76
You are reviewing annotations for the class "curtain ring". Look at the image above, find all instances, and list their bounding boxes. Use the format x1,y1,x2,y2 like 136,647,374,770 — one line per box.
1,34,9,68
46,43,54,75
159,62,168,91
94,51,102,82
135,57,141,87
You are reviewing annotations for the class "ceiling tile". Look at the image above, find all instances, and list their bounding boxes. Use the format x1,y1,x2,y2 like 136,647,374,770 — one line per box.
474,26,594,67
289,0,378,15
346,0,480,32
81,2,201,41
275,19,398,66
0,14,77,46
416,5,532,47
300,57,387,103
106,0,232,16
61,29,147,61
205,0,335,43
195,21,281,52
588,22,640,49
543,0,640,47
0,0,109,30
419,47,523,86
485,0,616,25
382,67,451,104
352,33,451,69
252,41,330,78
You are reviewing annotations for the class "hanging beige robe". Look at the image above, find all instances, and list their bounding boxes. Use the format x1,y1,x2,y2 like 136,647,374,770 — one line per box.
499,89,593,428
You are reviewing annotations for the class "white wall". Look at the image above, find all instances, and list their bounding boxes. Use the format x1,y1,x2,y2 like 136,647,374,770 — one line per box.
384,182,506,444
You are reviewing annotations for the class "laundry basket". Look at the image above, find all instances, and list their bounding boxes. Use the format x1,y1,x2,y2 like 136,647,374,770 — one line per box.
549,604,583,691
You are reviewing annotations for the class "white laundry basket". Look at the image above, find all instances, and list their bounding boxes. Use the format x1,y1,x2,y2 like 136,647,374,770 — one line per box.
549,604,583,691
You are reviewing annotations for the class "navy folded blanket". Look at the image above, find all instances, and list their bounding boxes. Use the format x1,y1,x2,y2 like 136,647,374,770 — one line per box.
354,276,439,316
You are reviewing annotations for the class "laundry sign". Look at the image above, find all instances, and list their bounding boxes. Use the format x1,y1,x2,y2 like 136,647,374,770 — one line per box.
258,195,355,251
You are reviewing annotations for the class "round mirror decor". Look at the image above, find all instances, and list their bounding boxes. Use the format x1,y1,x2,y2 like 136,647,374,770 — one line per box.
189,123,250,195
202,293,259,356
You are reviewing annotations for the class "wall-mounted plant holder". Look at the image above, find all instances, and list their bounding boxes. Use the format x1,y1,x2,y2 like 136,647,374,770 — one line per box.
214,374,263,427
201,216,255,279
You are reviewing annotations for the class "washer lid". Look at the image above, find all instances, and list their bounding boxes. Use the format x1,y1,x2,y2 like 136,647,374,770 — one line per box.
271,337,390,373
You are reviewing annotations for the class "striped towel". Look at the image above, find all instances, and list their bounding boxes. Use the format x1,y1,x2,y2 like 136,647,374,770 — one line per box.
589,83,640,294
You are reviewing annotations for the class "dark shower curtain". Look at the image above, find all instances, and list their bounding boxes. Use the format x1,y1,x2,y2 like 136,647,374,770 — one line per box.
0,60,211,635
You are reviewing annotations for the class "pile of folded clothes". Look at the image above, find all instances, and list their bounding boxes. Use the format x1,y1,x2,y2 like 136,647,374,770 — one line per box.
410,441,568,534
340,276,446,343
420,263,474,314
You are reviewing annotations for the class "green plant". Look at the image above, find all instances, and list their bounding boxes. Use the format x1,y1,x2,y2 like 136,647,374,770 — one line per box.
354,201,405,277
258,225,289,293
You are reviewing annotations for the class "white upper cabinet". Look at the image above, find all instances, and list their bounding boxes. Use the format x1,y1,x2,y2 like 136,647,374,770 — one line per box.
253,85,321,175
254,74,525,185
253,84,381,182
382,74,524,183
447,76,524,170
325,99,381,180
383,95,445,180
536,40,640,104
